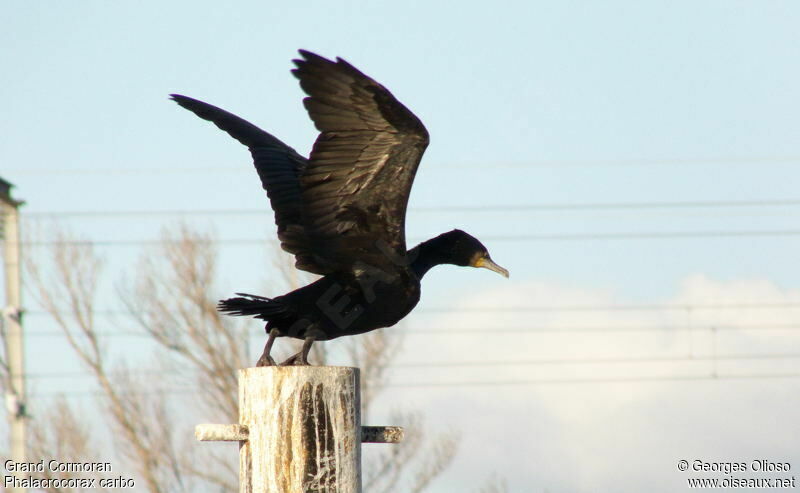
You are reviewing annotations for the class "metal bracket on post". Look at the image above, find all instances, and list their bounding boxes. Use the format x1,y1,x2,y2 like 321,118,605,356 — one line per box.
196,424,404,444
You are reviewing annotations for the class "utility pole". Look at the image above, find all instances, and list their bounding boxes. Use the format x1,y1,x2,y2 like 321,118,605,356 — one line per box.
1,177,26,493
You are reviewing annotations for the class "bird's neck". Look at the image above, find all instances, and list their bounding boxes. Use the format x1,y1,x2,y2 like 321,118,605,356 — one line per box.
409,235,454,278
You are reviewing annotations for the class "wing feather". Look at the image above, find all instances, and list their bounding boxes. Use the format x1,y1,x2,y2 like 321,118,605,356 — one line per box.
292,51,429,271
170,94,329,274
171,50,430,276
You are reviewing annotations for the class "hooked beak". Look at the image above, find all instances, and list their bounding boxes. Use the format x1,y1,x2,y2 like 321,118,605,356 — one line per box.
474,256,510,278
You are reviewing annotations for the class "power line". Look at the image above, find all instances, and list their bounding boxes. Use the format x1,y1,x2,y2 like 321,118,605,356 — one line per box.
24,352,800,379
387,372,800,388
415,302,800,312
22,323,800,338
5,155,800,176
390,353,800,368
21,301,800,319
18,324,800,338
22,301,800,321
15,325,791,338
14,229,800,248
484,230,800,241
404,324,800,334
26,371,800,397
18,198,800,218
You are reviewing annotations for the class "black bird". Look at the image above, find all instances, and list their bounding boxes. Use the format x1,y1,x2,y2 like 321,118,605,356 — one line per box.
171,50,508,366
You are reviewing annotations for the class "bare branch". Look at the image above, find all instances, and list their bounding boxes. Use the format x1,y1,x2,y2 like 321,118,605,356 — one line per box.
475,474,509,493
25,223,459,493
28,397,109,493
25,229,176,493
120,224,245,422
345,328,401,418
408,428,460,493
364,410,460,493
366,411,423,492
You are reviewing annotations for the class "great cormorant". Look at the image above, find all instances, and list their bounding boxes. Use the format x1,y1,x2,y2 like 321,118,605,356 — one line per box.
171,50,508,366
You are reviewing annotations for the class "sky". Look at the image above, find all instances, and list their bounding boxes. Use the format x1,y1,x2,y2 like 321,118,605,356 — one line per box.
2,1,800,491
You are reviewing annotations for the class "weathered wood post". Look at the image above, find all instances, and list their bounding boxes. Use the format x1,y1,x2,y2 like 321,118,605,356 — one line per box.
196,366,403,493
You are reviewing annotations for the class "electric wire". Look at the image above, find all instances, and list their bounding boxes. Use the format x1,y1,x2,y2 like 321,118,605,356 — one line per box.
5,154,800,176
25,371,800,398
21,323,800,338
13,228,800,248
18,198,800,218
22,352,800,380
24,301,800,317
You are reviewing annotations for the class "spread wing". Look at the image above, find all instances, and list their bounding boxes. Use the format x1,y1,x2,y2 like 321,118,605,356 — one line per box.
170,94,328,274
292,50,430,272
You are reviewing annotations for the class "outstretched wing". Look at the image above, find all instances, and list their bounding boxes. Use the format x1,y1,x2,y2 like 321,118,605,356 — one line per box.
170,94,328,274
292,50,430,272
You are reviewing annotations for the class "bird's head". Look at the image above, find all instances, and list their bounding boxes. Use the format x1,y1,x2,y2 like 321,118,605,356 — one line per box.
435,229,509,278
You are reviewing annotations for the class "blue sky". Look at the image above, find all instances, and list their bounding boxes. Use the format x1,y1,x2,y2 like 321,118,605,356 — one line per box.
2,1,800,491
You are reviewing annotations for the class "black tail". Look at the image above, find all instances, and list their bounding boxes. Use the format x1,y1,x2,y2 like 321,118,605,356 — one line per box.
217,292,288,319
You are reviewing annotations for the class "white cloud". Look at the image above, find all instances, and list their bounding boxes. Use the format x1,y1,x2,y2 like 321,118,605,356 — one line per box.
373,274,800,492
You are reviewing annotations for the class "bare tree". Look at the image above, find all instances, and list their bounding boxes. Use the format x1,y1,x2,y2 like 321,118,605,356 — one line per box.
363,409,459,493
28,397,109,493
120,224,247,422
346,330,460,492
25,231,189,493
23,223,458,492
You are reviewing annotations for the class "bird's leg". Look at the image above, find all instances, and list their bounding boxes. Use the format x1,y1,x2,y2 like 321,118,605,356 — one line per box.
298,335,315,365
280,336,316,366
256,327,280,367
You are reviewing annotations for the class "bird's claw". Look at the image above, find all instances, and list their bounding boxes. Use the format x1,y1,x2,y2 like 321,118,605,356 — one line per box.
279,354,310,366
256,355,277,367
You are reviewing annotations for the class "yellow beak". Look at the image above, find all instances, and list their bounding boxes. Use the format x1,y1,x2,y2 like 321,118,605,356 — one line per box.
474,256,510,278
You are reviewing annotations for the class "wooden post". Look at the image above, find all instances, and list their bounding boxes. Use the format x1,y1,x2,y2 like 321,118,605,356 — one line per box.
197,366,403,493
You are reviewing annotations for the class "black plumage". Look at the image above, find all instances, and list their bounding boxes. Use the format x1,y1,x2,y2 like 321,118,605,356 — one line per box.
171,50,508,366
